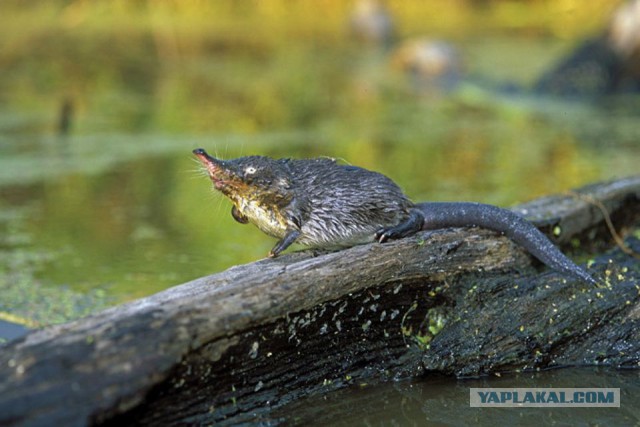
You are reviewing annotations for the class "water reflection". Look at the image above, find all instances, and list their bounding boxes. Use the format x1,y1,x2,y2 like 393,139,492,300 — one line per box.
273,368,640,425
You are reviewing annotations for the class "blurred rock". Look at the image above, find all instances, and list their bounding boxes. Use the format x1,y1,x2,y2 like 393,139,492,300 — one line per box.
391,38,462,94
349,0,395,46
609,0,640,77
535,0,640,97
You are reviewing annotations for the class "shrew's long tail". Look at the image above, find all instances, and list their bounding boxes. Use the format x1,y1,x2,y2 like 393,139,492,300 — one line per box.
414,202,597,285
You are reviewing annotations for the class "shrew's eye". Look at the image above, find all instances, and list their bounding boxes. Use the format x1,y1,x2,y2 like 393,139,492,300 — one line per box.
244,166,257,175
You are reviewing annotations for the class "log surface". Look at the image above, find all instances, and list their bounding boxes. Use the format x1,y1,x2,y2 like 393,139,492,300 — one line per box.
0,177,639,426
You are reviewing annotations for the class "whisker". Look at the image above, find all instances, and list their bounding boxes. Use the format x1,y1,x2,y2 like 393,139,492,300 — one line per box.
215,196,224,217
186,157,210,178
186,169,209,180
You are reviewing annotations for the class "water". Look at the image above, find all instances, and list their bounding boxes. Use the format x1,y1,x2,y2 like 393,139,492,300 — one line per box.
2,97,637,320
274,368,640,425
0,114,630,312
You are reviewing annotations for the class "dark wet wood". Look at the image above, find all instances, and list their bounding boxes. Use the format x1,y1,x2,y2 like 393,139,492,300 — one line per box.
0,177,639,426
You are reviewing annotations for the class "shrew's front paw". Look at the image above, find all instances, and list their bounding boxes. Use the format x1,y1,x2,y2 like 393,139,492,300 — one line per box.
231,206,249,224
268,229,301,258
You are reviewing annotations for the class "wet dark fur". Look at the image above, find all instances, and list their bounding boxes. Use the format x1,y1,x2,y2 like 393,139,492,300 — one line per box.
194,149,597,285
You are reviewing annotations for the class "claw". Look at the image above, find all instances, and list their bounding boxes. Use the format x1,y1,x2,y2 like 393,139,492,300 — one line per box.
376,228,391,243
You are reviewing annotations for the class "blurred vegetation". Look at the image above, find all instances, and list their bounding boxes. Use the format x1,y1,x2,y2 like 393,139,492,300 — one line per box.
0,0,622,134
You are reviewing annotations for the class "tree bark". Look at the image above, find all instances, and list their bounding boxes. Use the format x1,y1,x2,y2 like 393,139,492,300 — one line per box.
0,177,639,426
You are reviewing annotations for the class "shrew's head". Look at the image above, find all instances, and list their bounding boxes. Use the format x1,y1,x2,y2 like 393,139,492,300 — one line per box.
193,149,293,206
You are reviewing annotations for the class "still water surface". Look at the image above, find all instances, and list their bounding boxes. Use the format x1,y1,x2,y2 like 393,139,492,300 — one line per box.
275,368,640,425
1,94,638,321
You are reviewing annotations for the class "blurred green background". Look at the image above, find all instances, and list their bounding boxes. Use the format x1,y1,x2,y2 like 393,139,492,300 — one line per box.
1,0,639,327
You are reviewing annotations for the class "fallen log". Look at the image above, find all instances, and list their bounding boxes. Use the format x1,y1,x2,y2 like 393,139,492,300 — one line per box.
0,177,639,426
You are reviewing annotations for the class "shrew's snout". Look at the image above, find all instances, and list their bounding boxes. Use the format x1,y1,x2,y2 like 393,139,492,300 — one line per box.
193,148,223,170
193,148,238,193
193,148,213,161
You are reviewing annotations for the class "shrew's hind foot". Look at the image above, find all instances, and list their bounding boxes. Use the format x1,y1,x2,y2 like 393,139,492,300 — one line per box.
375,209,424,243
